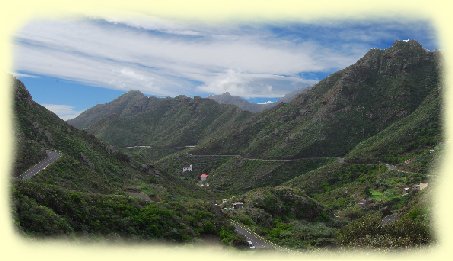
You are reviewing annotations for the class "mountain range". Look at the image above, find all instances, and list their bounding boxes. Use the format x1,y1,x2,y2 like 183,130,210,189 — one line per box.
13,40,441,249
193,40,441,159
67,92,253,161
206,89,306,112
13,79,244,244
206,92,275,112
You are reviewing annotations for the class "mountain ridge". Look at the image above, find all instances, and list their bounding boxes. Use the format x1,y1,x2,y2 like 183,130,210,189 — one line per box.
192,40,440,159
12,39,440,249
12,77,245,244
68,92,254,153
207,92,276,112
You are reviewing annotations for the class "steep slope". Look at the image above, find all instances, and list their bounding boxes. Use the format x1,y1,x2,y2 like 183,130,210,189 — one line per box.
14,78,144,193
279,83,442,249
13,78,207,197
68,92,253,155
194,40,440,159
207,92,275,112
277,88,308,103
241,90,441,249
345,84,442,164
12,78,245,243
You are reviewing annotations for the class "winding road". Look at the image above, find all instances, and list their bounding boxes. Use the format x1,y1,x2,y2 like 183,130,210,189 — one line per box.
230,220,274,249
18,150,61,180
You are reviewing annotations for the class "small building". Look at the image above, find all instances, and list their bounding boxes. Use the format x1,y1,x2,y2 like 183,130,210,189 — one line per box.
232,202,244,209
358,199,369,208
413,182,429,191
403,187,410,195
182,164,193,172
200,173,209,181
222,199,228,204
198,173,209,187
420,182,429,190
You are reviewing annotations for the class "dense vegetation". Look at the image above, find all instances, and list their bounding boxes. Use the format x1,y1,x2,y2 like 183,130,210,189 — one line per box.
155,151,332,196
337,189,433,249
14,40,442,250
193,40,440,160
223,186,337,249
68,91,253,161
12,78,242,246
13,182,238,242
346,84,442,164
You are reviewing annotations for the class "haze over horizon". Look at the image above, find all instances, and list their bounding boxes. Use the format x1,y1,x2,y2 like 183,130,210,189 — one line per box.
13,14,437,120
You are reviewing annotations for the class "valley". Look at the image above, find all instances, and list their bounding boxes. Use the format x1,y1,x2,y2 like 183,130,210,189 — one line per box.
12,40,441,251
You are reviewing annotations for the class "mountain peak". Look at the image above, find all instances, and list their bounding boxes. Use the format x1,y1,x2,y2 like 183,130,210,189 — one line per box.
13,76,33,104
123,90,145,97
361,40,426,60
386,39,426,55
391,39,423,49
116,90,146,103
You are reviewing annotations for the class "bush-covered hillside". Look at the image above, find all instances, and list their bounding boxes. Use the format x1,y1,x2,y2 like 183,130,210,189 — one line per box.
346,85,442,164
12,78,241,245
193,40,440,159
13,182,236,242
12,39,442,250
68,91,253,161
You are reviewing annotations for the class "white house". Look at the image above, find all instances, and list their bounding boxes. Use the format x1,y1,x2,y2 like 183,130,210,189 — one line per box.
413,182,429,191
182,164,193,172
232,202,244,209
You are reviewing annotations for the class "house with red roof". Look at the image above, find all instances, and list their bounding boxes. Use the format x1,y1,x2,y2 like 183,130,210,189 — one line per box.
198,173,209,187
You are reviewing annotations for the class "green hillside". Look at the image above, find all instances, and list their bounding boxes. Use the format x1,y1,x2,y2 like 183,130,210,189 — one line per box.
12,78,244,245
68,91,253,161
12,39,442,250
193,40,440,159
346,84,442,165
224,186,336,249
14,78,210,198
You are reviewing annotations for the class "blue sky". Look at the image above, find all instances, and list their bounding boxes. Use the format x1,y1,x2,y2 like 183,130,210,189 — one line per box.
13,15,437,120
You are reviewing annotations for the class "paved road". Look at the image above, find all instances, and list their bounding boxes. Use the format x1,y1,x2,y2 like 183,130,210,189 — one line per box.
230,220,274,249
231,220,299,253
189,153,340,162
189,153,241,158
18,150,61,180
125,145,196,149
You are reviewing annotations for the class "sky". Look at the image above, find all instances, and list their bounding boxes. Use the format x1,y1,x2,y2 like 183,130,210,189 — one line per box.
12,14,438,120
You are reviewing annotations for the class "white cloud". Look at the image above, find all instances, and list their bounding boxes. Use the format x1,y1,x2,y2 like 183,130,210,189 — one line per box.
98,14,205,36
42,104,82,120
11,72,37,78
257,100,275,105
197,69,317,97
12,17,372,98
